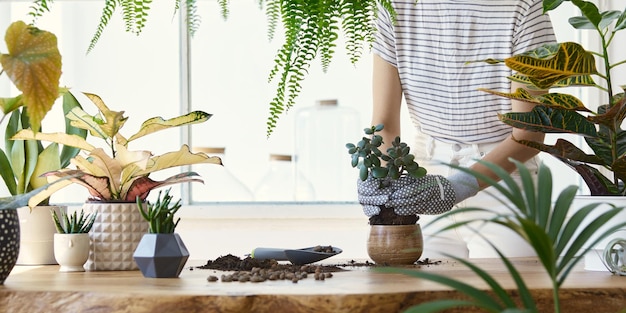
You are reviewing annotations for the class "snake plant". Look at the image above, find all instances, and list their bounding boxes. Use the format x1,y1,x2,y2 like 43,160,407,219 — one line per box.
25,0,396,137
479,0,626,196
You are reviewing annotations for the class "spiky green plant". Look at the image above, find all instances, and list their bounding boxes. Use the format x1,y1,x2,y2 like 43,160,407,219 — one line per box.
137,188,181,234
51,209,97,234
478,0,626,196
25,0,397,137
379,159,626,313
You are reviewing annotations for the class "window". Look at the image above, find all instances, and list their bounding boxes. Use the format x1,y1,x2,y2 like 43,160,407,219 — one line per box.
1,1,592,205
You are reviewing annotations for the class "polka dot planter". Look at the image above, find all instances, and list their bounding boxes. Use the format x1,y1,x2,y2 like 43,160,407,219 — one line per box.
0,210,20,284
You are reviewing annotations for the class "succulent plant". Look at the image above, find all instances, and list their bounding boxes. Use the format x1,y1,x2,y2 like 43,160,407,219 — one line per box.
52,209,96,234
346,124,427,182
137,188,181,234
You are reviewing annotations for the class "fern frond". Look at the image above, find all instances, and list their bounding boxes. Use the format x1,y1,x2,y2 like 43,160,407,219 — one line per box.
28,0,53,25
216,0,229,20
262,0,281,41
187,0,202,36
266,0,392,137
87,0,118,53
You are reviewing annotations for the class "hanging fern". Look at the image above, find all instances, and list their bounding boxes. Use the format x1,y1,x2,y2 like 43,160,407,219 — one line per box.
27,0,395,137
264,0,394,137
27,0,52,25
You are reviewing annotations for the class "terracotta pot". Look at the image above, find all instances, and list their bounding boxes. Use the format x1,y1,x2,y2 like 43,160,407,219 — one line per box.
54,233,90,272
367,224,423,265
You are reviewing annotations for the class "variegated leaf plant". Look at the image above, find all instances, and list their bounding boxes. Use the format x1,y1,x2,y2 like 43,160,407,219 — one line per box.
479,0,626,196
12,92,222,202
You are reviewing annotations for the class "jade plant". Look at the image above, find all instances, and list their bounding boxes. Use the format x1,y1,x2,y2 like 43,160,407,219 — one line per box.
51,209,96,234
11,93,223,202
346,124,426,182
346,124,427,225
137,188,181,234
26,0,396,137
479,0,626,196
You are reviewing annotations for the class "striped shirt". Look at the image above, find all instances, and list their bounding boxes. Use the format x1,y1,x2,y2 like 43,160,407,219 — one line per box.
373,0,556,144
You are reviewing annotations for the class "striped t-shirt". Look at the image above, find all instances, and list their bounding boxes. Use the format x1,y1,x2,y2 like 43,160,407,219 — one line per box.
373,0,556,144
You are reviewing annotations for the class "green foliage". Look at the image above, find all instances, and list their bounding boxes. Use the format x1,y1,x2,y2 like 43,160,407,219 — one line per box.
11,92,222,202
0,91,86,206
346,124,427,181
26,0,396,138
379,160,626,313
52,209,97,234
137,188,181,234
480,0,626,195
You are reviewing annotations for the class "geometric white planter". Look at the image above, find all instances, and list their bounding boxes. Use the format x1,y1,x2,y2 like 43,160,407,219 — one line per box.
571,196,626,272
54,233,90,272
82,201,149,271
16,205,66,265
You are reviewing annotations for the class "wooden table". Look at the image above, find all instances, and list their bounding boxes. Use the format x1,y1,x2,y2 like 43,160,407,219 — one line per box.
1,258,625,313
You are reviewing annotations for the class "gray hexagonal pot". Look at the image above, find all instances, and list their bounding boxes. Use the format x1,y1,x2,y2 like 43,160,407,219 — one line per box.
133,233,189,278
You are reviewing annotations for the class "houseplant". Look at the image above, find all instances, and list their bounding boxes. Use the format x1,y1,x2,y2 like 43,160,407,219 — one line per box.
380,159,626,313
11,92,223,271
1,20,88,265
133,187,189,278
346,124,428,265
0,177,79,284
52,209,96,272
478,0,626,270
26,0,395,137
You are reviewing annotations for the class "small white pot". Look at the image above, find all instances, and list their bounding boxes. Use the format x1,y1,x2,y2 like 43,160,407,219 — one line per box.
54,233,90,272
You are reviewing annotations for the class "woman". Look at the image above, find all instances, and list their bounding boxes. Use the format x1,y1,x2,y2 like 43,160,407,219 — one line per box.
360,0,556,258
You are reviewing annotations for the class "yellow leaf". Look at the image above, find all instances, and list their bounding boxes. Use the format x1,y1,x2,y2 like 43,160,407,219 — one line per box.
134,144,222,176
11,129,95,152
0,21,61,131
83,93,128,139
127,111,212,142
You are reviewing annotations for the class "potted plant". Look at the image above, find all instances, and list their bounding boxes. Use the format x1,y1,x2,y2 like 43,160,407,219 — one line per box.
1,20,89,265
380,159,626,312
11,93,223,271
477,0,626,270
51,209,96,272
133,187,189,278
26,0,395,137
0,177,79,284
346,124,428,265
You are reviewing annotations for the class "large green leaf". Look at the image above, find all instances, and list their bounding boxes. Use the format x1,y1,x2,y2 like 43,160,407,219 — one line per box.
0,21,61,131
498,106,597,136
60,91,88,168
480,88,589,112
505,42,597,89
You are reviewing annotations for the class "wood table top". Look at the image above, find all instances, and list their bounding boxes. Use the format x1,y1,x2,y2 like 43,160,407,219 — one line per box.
1,258,625,313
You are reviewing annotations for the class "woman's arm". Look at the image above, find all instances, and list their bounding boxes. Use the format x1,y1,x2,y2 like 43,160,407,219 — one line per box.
371,54,403,150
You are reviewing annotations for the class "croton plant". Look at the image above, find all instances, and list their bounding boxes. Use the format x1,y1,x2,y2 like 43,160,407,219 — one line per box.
12,93,222,202
480,0,626,196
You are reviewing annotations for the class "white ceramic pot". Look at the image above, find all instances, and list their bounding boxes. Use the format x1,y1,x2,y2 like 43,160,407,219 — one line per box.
54,233,90,272
16,205,66,265
83,201,149,271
